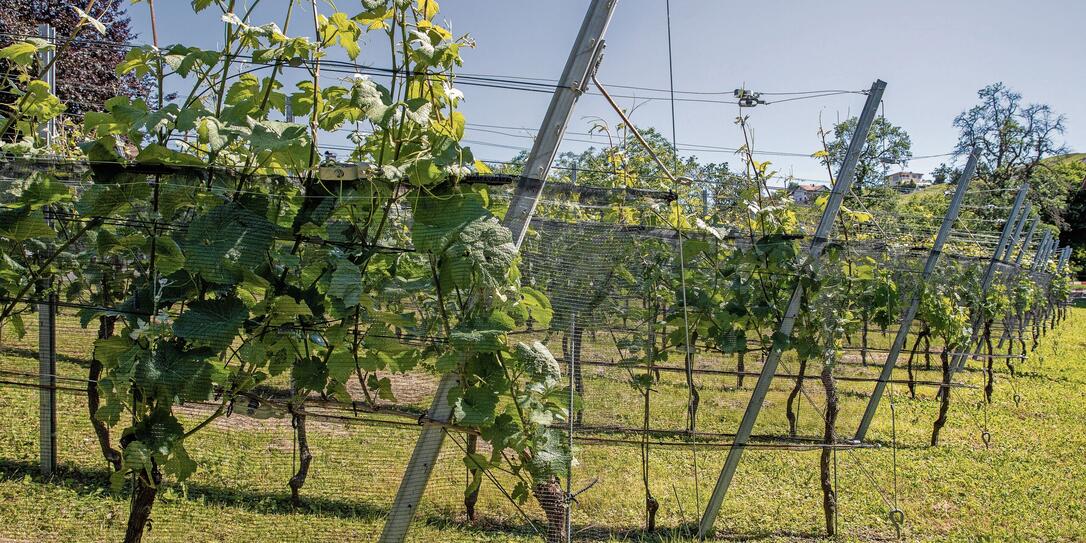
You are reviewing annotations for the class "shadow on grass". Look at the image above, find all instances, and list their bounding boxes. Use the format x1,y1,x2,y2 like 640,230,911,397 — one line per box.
574,522,829,542
0,346,90,367
0,458,836,541
0,458,539,539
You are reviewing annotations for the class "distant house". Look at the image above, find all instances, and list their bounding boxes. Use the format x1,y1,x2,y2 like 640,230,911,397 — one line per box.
789,183,829,204
885,171,930,190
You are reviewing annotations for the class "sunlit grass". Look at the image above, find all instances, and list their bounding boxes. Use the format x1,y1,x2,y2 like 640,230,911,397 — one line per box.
1,308,1083,541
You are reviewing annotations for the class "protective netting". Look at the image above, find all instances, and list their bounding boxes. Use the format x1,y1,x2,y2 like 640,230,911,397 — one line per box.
0,156,1073,542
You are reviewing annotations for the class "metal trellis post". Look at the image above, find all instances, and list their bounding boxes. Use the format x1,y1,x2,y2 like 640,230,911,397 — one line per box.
1038,238,1055,271
36,23,58,477
38,24,56,146
1014,215,1039,266
38,289,57,476
950,184,1029,373
379,2,617,541
1032,231,1051,271
566,312,577,543
853,151,978,442
1006,202,1031,260
1057,247,1071,272
697,79,887,539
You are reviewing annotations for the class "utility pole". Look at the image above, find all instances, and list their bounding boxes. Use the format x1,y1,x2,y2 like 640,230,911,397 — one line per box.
698,80,887,539
379,2,617,541
853,151,977,442
949,184,1028,374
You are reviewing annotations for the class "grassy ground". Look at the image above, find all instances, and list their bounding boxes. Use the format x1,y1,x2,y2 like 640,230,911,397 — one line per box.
1,308,1084,541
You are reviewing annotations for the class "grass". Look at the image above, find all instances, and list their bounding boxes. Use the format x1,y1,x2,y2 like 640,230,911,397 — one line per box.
1,308,1085,541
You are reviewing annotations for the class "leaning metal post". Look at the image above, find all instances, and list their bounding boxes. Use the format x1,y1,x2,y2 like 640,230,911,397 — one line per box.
1057,247,1071,272
950,184,1029,373
697,79,887,539
1014,215,1039,266
1033,237,1051,271
1006,202,1031,261
1032,231,1051,271
853,151,978,442
379,2,618,541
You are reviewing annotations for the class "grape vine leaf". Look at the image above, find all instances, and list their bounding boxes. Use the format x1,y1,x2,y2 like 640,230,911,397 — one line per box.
173,297,248,351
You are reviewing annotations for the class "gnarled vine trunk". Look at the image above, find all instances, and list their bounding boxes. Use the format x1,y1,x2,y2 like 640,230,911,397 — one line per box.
819,363,839,536
572,325,584,426
642,301,659,532
123,461,161,543
736,350,746,389
534,477,567,543
685,330,699,433
923,323,932,371
561,326,586,426
860,318,869,366
90,314,121,471
931,347,953,446
289,402,313,507
983,321,995,404
905,327,926,399
786,357,808,436
464,434,480,522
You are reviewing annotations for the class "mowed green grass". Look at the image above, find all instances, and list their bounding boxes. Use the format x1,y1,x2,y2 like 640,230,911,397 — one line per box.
1,309,1085,542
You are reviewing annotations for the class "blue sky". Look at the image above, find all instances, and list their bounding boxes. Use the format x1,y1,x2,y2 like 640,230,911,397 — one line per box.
128,0,1086,183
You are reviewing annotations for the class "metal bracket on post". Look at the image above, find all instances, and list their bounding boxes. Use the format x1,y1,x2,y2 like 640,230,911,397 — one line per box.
949,184,1029,374
853,151,978,442
697,79,887,540
379,3,618,541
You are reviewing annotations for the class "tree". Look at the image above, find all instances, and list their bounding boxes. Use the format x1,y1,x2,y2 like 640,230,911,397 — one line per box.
953,83,1068,218
931,163,959,185
0,0,147,116
1059,157,1086,279
825,116,912,190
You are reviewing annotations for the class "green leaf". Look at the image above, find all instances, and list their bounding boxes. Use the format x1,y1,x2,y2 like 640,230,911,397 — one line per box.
434,350,461,373
440,217,516,290
519,286,553,328
165,443,198,481
0,207,54,241
449,328,506,353
173,297,248,351
0,39,50,67
328,260,362,306
452,386,498,426
183,203,274,285
266,295,312,325
292,356,328,392
134,144,205,166
19,175,70,209
410,189,488,251
73,6,107,35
